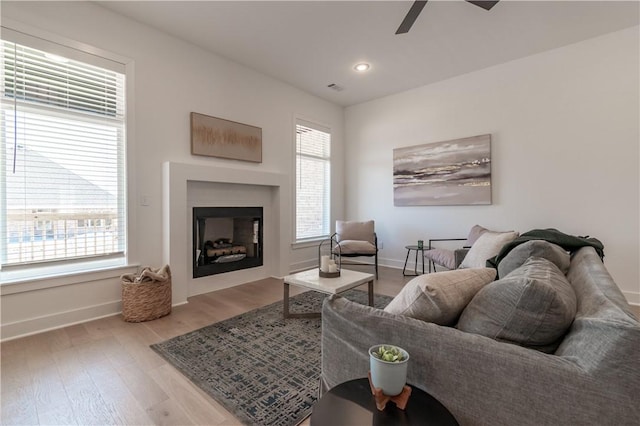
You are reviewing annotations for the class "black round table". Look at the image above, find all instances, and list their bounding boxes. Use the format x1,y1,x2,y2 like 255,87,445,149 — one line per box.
310,378,459,426
403,245,426,276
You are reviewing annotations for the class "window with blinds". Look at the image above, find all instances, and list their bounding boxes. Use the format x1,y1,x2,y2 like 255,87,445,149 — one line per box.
295,121,330,241
1,37,126,271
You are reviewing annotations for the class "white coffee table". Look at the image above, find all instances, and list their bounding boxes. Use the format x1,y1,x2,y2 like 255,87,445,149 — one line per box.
283,268,375,318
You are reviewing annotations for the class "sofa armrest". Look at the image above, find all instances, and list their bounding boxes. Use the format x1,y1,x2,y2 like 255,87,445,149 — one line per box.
321,296,637,425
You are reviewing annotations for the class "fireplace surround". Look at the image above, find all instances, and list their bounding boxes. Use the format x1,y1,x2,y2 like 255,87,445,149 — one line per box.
163,161,289,304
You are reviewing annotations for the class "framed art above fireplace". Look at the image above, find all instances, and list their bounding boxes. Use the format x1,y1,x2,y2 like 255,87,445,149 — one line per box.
191,112,262,163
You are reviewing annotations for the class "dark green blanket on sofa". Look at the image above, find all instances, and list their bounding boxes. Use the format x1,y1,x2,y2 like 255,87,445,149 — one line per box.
487,228,605,270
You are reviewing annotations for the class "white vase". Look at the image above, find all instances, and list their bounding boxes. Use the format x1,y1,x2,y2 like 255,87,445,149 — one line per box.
369,344,410,396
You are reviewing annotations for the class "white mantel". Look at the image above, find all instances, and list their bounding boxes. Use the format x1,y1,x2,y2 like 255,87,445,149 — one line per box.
162,161,290,304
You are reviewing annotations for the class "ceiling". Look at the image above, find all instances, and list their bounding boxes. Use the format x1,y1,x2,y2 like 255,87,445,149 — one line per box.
97,1,639,107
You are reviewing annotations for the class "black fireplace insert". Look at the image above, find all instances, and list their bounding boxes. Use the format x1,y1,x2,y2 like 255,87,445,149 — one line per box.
193,206,263,278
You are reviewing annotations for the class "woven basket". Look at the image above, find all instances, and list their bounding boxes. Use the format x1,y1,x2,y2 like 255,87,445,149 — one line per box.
121,266,172,323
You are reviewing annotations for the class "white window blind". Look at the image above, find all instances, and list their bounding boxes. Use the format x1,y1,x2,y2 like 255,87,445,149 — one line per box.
1,37,126,270
295,121,330,241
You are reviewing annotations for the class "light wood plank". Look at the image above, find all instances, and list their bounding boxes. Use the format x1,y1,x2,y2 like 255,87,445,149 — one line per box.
0,337,28,360
143,306,202,340
64,323,93,346
50,345,92,387
40,328,73,353
32,367,76,424
63,379,117,425
50,346,117,425
113,362,170,410
87,364,154,425
145,397,196,426
109,323,167,372
37,405,79,426
1,385,38,426
23,334,55,374
82,316,117,340
1,354,32,391
147,364,228,425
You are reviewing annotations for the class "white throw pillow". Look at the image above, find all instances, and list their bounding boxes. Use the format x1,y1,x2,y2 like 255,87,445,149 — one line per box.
384,268,497,325
459,231,519,269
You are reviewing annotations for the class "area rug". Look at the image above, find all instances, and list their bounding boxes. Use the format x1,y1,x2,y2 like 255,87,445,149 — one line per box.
150,289,392,426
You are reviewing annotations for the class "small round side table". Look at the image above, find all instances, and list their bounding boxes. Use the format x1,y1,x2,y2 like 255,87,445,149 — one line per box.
310,378,458,426
403,245,426,276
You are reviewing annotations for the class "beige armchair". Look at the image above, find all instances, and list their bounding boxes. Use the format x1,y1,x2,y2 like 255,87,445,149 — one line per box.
332,220,378,279
423,225,488,272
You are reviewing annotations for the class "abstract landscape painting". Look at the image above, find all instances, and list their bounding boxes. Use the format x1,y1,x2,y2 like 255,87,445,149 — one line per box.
393,134,491,206
191,112,262,163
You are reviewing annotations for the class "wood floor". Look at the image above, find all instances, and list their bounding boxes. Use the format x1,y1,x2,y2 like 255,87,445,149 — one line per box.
0,265,410,426
2,265,638,426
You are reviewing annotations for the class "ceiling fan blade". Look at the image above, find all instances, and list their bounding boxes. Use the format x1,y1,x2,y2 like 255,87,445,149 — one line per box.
396,1,428,35
466,1,500,11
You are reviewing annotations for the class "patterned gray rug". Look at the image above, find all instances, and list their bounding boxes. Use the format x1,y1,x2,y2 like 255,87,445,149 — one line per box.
150,289,392,426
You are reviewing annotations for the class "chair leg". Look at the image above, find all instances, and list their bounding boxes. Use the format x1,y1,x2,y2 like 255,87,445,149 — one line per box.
334,254,378,279
375,253,378,279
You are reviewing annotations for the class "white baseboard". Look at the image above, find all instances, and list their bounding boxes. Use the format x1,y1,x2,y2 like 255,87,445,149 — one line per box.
288,259,317,274
379,257,411,271
623,291,640,306
0,299,189,342
1,299,122,341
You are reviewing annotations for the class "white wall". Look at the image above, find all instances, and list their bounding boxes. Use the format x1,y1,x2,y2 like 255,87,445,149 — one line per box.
344,26,640,303
0,1,344,339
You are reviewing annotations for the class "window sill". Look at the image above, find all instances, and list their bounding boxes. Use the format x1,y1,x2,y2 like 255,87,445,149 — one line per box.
291,237,329,250
0,260,140,296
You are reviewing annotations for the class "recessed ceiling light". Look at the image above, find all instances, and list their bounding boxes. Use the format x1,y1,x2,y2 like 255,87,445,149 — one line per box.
354,63,370,72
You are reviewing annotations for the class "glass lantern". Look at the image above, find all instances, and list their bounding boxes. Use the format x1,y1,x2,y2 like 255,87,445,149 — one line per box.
318,236,341,278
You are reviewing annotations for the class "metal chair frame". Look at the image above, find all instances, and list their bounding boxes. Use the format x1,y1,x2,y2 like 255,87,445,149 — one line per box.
331,232,379,279
426,238,469,273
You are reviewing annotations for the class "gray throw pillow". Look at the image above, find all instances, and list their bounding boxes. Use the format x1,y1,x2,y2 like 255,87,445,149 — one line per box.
466,224,489,246
457,257,577,352
498,240,570,278
384,268,496,325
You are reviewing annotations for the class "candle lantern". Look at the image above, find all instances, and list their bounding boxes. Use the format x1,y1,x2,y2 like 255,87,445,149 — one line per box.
318,236,341,278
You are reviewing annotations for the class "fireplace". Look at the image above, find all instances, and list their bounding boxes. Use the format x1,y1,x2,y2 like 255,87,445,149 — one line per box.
193,207,263,278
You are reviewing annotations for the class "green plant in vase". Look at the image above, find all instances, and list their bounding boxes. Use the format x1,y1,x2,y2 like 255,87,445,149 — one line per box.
371,345,406,363
369,344,410,396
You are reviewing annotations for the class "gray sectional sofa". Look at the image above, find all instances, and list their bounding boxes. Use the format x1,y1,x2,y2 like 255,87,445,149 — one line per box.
320,247,640,425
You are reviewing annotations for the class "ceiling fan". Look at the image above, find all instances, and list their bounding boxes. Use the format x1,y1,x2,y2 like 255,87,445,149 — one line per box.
396,0,500,34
